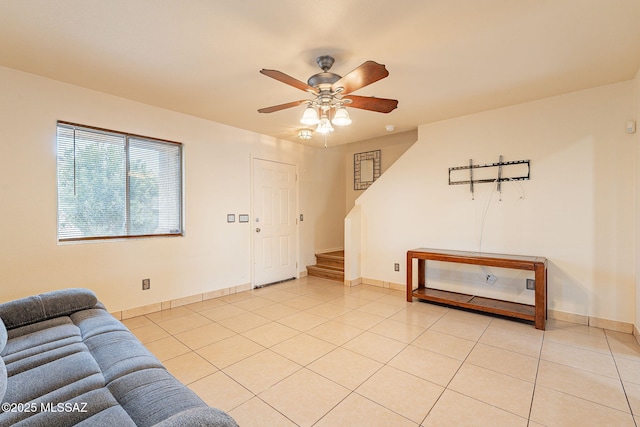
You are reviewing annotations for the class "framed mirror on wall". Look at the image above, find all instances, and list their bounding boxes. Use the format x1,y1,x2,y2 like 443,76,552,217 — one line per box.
354,150,381,190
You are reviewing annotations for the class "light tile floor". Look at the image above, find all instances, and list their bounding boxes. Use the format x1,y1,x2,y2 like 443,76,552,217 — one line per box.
123,277,640,427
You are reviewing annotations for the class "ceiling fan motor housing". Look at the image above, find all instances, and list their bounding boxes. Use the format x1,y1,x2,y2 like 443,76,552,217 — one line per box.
307,72,341,89
316,55,335,71
308,55,341,89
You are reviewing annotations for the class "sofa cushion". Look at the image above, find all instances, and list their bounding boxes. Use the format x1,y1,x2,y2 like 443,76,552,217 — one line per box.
107,368,210,427
0,386,135,426
84,330,164,383
0,316,7,352
71,309,131,339
2,317,86,377
0,288,98,330
3,350,103,405
152,407,239,427
75,405,138,427
0,353,7,404
3,318,79,359
5,316,74,341
74,404,137,427
1,317,8,403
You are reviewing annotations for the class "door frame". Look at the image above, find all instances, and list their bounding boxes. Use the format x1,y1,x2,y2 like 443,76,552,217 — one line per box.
250,156,300,288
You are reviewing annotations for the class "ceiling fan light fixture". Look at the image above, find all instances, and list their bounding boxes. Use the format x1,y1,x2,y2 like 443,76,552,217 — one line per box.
297,129,313,139
316,116,334,134
300,106,320,125
331,106,352,126
259,56,398,141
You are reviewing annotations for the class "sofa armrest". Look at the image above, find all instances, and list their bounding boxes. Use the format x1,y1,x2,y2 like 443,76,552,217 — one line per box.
0,288,98,330
151,407,239,427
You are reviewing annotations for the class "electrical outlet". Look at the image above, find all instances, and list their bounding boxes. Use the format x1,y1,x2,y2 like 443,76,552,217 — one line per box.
526,278,535,290
485,274,498,285
394,263,400,272
142,279,150,290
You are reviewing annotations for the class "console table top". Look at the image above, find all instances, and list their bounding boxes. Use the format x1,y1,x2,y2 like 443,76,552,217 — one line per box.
408,248,547,265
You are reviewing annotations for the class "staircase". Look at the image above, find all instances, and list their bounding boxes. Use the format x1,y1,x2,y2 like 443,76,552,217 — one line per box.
307,250,344,282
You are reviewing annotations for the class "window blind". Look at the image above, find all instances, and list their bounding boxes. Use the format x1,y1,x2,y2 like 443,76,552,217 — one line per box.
56,122,183,241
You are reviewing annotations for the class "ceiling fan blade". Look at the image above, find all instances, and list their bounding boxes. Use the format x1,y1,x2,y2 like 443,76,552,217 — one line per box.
258,100,307,114
332,61,389,94
343,95,398,113
260,69,317,93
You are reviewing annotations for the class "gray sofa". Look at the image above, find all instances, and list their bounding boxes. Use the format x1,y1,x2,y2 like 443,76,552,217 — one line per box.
0,288,238,426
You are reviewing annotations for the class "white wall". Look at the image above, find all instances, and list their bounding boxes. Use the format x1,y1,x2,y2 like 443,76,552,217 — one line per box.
343,130,417,216
306,144,347,254
352,81,636,324
634,68,640,335
0,66,345,312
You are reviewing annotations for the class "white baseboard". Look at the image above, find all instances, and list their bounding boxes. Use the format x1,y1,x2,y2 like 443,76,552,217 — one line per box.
547,310,634,333
361,277,406,291
111,282,252,320
351,277,636,334
111,276,638,339
547,309,588,325
344,277,361,287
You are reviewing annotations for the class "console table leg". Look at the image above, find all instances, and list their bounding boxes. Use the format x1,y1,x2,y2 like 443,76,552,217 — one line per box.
418,259,426,290
534,263,547,330
406,252,413,302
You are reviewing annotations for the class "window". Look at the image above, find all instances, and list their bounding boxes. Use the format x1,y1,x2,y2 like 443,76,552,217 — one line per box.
56,122,183,241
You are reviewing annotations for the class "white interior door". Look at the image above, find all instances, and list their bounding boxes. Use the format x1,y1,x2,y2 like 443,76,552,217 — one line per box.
252,159,297,287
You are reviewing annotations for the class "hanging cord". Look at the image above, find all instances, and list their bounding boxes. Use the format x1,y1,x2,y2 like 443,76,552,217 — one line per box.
478,179,498,253
507,177,526,200
478,178,527,252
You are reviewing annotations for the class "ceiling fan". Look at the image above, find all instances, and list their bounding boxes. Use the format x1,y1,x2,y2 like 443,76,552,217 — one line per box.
258,55,398,135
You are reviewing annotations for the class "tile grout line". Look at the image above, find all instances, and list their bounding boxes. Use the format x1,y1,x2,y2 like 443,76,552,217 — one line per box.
604,329,638,421
526,325,546,426
121,278,640,426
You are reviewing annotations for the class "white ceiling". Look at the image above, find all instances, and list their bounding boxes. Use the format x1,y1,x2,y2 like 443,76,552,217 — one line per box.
1,1,640,146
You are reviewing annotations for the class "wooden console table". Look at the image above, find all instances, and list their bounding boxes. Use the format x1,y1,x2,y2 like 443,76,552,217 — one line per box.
406,248,547,330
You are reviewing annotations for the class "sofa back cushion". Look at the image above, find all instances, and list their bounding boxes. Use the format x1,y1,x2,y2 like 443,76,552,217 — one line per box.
0,354,6,404
0,317,7,403
0,288,98,330
0,316,6,352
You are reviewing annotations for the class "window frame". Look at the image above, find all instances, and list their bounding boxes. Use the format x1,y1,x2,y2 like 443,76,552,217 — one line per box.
56,121,184,242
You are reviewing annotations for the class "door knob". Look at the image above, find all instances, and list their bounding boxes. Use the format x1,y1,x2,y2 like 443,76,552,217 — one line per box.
256,227,261,233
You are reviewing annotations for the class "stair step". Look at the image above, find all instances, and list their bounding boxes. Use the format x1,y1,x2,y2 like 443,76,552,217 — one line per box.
307,250,345,282
307,264,344,282
315,258,344,269
314,251,345,269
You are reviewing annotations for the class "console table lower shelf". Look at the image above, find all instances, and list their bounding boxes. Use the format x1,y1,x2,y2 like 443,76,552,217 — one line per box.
412,288,535,322
407,248,547,330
